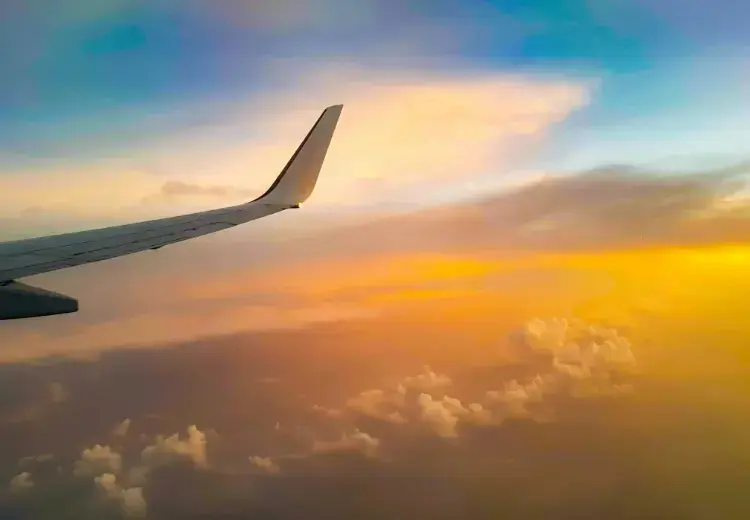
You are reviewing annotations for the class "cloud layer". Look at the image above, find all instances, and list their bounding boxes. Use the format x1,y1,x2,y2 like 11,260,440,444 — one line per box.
3,317,637,518
1,310,748,519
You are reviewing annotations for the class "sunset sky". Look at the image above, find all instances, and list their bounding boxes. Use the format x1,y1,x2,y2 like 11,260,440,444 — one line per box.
1,0,749,352
0,2,749,518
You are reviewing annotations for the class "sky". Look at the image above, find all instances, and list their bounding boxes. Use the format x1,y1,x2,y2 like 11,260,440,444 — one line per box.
1,0,749,228
0,1,749,518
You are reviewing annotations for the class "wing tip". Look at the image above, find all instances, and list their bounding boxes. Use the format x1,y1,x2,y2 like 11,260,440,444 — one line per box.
252,104,343,206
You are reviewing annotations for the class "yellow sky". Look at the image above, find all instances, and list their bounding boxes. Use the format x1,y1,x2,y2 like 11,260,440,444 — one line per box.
3,241,750,378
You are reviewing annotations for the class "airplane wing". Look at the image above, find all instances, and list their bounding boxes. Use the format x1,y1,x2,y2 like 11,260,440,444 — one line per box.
0,104,343,320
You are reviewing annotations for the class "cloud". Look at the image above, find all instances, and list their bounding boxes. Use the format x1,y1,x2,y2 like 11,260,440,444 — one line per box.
445,162,750,250
112,418,132,437
94,472,121,498
73,445,122,477
517,317,637,396
249,456,281,474
484,375,551,417
141,180,257,204
8,472,34,494
415,393,464,438
316,366,453,425
274,160,750,260
308,318,637,439
0,64,592,223
311,429,381,458
120,487,148,518
94,473,147,517
157,66,592,207
7,161,748,361
0,299,379,363
140,425,207,469
1,314,742,520
401,365,452,390
17,454,54,470
342,387,408,424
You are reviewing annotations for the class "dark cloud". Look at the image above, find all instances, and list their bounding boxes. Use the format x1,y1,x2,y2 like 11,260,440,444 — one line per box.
302,160,750,255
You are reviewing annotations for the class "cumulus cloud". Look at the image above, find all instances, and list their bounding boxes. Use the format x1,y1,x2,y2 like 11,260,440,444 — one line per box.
94,473,147,517
517,317,637,396
416,393,498,437
141,425,207,468
416,394,463,438
94,472,121,498
343,387,408,424
73,445,122,477
484,375,551,418
309,318,637,440
249,456,281,474
318,366,452,425
120,487,148,517
8,472,34,494
312,429,381,457
401,365,452,390
112,418,132,437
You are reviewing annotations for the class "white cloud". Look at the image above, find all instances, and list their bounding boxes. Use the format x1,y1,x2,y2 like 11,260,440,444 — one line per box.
344,387,408,424
312,429,380,457
249,456,281,474
121,487,148,518
141,425,207,468
94,472,121,499
517,317,637,397
310,318,637,441
73,445,122,477
1,65,591,221
94,473,147,517
312,404,345,419
8,472,34,494
484,374,553,419
17,453,55,470
166,67,592,208
112,418,132,437
416,393,462,438
401,365,452,390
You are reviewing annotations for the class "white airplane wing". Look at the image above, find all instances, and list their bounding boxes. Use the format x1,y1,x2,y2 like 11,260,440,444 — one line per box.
0,104,343,320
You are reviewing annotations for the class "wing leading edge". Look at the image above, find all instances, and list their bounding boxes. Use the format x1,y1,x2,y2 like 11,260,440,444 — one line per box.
0,104,343,284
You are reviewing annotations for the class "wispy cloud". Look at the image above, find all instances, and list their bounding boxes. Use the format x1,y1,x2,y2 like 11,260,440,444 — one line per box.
140,180,257,205
0,64,592,225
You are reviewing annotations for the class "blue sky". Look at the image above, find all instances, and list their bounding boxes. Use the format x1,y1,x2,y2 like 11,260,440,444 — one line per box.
0,0,748,221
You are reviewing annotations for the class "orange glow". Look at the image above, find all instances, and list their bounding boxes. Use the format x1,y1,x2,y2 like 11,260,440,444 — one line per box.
4,243,750,367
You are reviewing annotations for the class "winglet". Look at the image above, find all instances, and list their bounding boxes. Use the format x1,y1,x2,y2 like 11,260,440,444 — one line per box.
253,104,343,207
